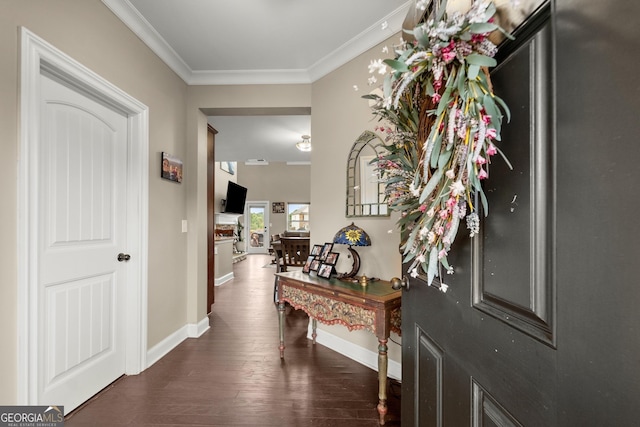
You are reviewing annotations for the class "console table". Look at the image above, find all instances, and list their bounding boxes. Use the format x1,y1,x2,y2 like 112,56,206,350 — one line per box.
275,271,401,425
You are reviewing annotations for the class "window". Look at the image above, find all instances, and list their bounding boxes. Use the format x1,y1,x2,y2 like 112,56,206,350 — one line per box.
287,203,310,231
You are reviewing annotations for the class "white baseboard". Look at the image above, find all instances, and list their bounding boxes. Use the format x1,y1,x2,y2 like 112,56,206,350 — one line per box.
146,315,210,368
215,272,234,286
308,324,401,381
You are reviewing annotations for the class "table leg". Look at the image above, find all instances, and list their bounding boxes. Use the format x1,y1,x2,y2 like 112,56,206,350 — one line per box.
311,318,317,344
377,339,388,425
278,301,286,358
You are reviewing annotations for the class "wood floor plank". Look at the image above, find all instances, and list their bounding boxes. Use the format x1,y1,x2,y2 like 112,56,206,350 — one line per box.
65,254,400,426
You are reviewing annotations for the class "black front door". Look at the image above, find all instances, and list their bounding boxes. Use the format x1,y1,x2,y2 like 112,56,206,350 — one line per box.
401,0,640,425
402,6,555,425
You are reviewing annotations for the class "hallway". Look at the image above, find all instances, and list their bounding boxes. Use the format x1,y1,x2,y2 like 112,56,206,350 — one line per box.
65,254,400,426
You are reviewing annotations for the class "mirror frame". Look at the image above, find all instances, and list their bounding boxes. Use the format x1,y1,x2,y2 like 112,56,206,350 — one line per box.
345,130,390,217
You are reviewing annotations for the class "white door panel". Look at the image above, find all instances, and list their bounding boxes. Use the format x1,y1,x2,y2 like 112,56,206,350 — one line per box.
39,74,127,411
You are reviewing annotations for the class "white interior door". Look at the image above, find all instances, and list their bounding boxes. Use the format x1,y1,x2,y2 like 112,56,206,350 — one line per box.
38,73,128,411
246,202,269,254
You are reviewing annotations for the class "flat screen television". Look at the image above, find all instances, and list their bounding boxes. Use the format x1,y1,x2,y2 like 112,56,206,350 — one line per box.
224,181,247,214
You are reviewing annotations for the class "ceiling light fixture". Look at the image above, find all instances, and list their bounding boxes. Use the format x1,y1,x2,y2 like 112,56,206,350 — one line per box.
296,135,312,152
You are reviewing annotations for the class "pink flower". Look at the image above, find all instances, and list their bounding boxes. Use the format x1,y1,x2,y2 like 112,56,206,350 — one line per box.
439,209,450,219
446,197,457,209
442,51,456,63
438,249,448,259
478,168,488,180
419,204,428,213
486,128,497,140
482,114,492,125
486,144,497,156
476,155,487,165
432,93,442,103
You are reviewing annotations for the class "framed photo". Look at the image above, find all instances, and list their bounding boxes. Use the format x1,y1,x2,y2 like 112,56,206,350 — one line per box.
319,243,333,261
161,152,183,183
317,263,333,279
310,259,321,272
324,252,340,266
272,202,285,213
220,161,236,175
310,244,323,256
302,255,315,274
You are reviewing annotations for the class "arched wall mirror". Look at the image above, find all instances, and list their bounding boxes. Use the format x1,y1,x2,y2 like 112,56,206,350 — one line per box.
346,131,389,217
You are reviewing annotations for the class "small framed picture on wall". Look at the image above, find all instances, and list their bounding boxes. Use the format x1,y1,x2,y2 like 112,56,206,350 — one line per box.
272,202,285,213
161,152,183,183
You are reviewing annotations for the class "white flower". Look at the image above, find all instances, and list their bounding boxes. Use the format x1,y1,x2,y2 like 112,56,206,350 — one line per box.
353,85,359,91
426,207,435,218
445,169,455,179
367,76,377,86
440,283,449,293
382,46,389,54
419,226,429,238
368,59,386,75
427,231,436,244
410,268,419,278
416,254,426,263
450,180,465,197
409,182,421,197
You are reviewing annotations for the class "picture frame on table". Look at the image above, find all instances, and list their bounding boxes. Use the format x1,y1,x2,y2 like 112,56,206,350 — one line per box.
310,259,321,272
319,243,333,261
324,252,339,266
311,244,323,256
317,263,333,279
302,255,315,274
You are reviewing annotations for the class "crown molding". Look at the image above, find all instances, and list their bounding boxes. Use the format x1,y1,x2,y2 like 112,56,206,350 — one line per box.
102,0,410,86
101,0,192,82
307,2,410,82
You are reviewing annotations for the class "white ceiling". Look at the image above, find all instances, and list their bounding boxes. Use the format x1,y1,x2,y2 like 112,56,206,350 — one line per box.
102,0,411,162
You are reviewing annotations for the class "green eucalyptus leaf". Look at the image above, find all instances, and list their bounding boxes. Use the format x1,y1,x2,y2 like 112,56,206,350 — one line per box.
457,65,467,93
469,23,498,34
438,149,453,169
384,59,410,73
419,168,443,203
430,134,442,169
414,25,431,47
466,54,497,67
495,146,513,170
494,94,511,122
485,2,497,18
436,0,448,21
468,64,480,80
403,226,420,255
427,247,439,285
478,186,489,216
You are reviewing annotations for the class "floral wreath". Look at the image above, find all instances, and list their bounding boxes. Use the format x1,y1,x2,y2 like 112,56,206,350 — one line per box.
364,0,513,290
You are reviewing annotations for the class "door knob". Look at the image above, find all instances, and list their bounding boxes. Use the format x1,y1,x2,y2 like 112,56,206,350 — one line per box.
117,253,131,262
390,276,410,291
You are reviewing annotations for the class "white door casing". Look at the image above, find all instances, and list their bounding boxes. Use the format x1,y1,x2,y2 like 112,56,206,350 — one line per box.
18,28,149,409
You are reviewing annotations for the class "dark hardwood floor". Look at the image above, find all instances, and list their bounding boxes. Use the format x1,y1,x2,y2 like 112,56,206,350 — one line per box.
65,254,400,426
